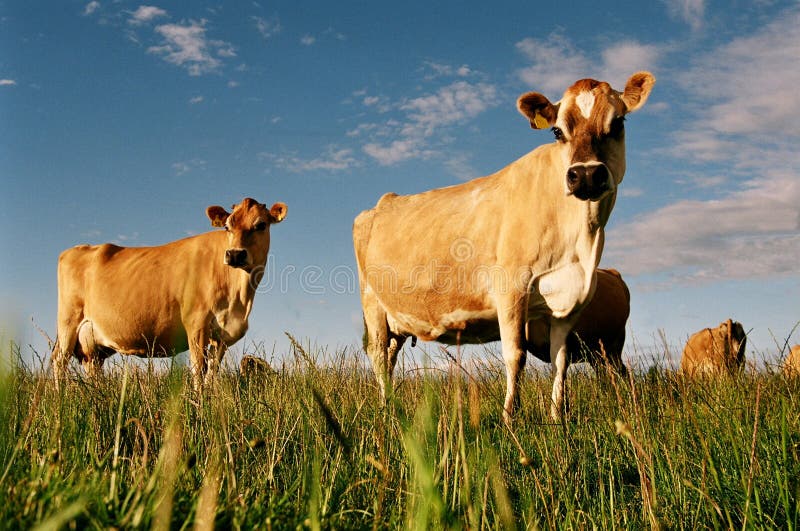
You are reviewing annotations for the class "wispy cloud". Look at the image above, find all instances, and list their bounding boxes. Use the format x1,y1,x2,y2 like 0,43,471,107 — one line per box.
0,79,16,86
422,61,474,79
253,15,281,39
128,5,168,26
607,5,800,285
662,0,705,31
188,95,204,104
674,7,800,144
515,33,662,95
606,170,800,282
299,27,345,47
148,20,234,76
83,1,100,16
261,147,359,173
360,80,499,166
172,158,206,176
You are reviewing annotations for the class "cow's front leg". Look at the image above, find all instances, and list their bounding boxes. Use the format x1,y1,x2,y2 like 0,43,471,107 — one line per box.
188,329,210,392
497,297,527,424
204,339,227,387
549,319,573,421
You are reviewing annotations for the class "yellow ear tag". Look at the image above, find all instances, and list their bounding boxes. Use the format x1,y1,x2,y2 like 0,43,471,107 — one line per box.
533,113,550,129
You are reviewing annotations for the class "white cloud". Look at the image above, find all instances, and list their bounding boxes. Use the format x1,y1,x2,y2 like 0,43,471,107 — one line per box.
606,6,800,286
400,81,498,137
360,80,499,165
253,15,280,39
189,95,203,104
363,138,432,166
172,158,206,176
148,20,233,76
300,35,315,46
516,33,662,96
423,61,474,79
0,79,16,86
128,5,168,25
600,42,662,89
515,34,593,96
606,171,800,282
662,0,705,31
676,8,800,141
83,1,100,16
263,147,358,172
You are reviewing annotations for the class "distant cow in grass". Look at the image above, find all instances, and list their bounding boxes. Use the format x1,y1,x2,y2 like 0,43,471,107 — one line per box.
52,197,287,390
526,268,630,377
240,355,274,378
354,72,655,421
680,319,747,376
783,344,800,377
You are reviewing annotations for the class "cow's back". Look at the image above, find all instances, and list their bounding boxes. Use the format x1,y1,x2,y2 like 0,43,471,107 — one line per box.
783,344,800,376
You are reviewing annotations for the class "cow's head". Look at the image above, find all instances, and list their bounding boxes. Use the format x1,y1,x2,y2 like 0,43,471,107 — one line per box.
206,197,287,271
517,71,655,200
722,318,747,370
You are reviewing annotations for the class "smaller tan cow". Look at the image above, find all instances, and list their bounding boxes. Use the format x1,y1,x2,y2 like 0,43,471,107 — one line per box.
680,319,747,376
526,268,630,377
52,197,287,389
782,344,800,376
240,355,274,378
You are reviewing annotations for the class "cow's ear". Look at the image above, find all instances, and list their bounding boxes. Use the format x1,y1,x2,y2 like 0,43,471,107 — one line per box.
621,71,655,113
269,202,287,223
517,92,558,129
206,206,230,228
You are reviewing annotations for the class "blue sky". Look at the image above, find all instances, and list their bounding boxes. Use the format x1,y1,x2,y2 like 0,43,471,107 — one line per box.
1,0,798,369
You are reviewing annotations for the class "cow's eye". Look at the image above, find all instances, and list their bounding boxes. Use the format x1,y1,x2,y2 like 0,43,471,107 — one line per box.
610,116,625,137
551,126,565,142
253,221,267,232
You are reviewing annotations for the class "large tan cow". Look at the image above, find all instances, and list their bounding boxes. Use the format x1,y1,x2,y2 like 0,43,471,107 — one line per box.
680,319,747,376
52,197,287,389
782,344,800,376
354,72,655,421
526,268,630,377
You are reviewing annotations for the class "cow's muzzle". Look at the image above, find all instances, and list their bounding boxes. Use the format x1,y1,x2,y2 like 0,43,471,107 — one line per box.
566,163,612,201
224,248,249,268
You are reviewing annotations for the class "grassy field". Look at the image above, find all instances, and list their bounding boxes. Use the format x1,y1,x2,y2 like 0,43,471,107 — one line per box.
0,337,798,530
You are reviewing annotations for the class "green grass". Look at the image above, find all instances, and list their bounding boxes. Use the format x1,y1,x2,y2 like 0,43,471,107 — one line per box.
1,339,799,530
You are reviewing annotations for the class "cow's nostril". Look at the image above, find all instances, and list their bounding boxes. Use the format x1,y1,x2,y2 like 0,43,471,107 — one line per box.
567,168,580,185
225,249,247,266
594,165,609,187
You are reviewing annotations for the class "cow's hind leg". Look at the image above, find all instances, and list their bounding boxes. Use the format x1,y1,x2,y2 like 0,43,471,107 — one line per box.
52,314,81,389
362,292,405,400
76,320,109,379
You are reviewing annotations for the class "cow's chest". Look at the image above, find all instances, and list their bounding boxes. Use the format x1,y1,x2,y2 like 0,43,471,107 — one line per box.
211,305,251,344
528,262,594,320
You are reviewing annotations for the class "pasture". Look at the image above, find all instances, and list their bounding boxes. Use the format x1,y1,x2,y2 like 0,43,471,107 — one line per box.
1,337,799,530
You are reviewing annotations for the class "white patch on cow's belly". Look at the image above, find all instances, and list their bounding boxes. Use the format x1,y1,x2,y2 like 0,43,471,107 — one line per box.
576,91,595,119
533,263,590,318
389,307,497,339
